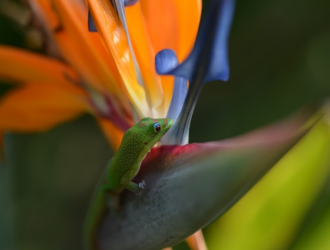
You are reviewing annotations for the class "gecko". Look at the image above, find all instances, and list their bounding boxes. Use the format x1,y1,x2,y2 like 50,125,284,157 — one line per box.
84,117,174,250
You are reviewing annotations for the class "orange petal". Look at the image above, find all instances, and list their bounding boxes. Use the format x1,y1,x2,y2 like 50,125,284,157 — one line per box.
125,3,163,113
0,45,77,84
29,0,61,31
139,0,202,61
30,0,129,106
0,82,90,132
52,0,125,94
97,118,123,151
87,0,149,118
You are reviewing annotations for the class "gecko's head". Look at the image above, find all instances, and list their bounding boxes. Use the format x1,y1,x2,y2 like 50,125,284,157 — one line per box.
136,117,174,147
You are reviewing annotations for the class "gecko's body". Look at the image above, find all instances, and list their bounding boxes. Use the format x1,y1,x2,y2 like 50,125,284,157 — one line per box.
84,117,173,250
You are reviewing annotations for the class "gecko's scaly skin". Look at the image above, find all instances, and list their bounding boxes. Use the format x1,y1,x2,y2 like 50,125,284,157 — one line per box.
84,117,174,250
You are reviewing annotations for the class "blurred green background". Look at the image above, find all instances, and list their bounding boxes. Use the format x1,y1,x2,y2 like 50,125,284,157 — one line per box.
1,0,330,249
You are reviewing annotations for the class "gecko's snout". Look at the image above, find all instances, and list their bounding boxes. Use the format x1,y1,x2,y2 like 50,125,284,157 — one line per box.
163,118,174,132
167,118,174,127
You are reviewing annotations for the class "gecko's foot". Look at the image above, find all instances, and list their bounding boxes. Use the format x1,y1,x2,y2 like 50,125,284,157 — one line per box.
138,180,146,189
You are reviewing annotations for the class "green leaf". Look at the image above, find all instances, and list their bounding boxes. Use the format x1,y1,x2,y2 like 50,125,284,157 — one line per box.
204,118,330,250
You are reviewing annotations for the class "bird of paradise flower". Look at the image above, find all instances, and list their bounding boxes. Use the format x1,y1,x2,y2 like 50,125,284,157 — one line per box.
0,0,205,148
0,0,313,250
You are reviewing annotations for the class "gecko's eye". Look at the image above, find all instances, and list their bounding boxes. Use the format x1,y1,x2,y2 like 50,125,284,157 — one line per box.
153,123,161,133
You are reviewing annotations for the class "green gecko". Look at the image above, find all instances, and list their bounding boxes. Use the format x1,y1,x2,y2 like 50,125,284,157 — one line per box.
84,117,174,250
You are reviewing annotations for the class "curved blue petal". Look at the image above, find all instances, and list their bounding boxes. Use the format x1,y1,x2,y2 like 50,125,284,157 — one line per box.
155,49,179,74
167,77,187,121
161,75,188,145
156,0,235,145
156,0,235,83
155,50,188,144
156,50,187,121
155,50,188,122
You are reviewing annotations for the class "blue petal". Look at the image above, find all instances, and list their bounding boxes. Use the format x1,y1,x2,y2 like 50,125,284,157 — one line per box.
155,49,179,74
88,11,97,32
167,76,187,120
161,76,188,145
155,50,187,121
156,0,235,145
156,50,188,144
156,0,235,84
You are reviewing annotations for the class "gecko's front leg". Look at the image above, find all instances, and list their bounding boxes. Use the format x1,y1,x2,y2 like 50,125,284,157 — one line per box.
120,171,146,193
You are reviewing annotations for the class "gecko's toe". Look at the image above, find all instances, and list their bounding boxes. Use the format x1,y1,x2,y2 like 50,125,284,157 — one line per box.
139,180,146,189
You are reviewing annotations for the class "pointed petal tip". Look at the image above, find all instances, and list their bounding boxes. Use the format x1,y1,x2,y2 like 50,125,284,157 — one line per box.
204,66,230,83
155,50,188,135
